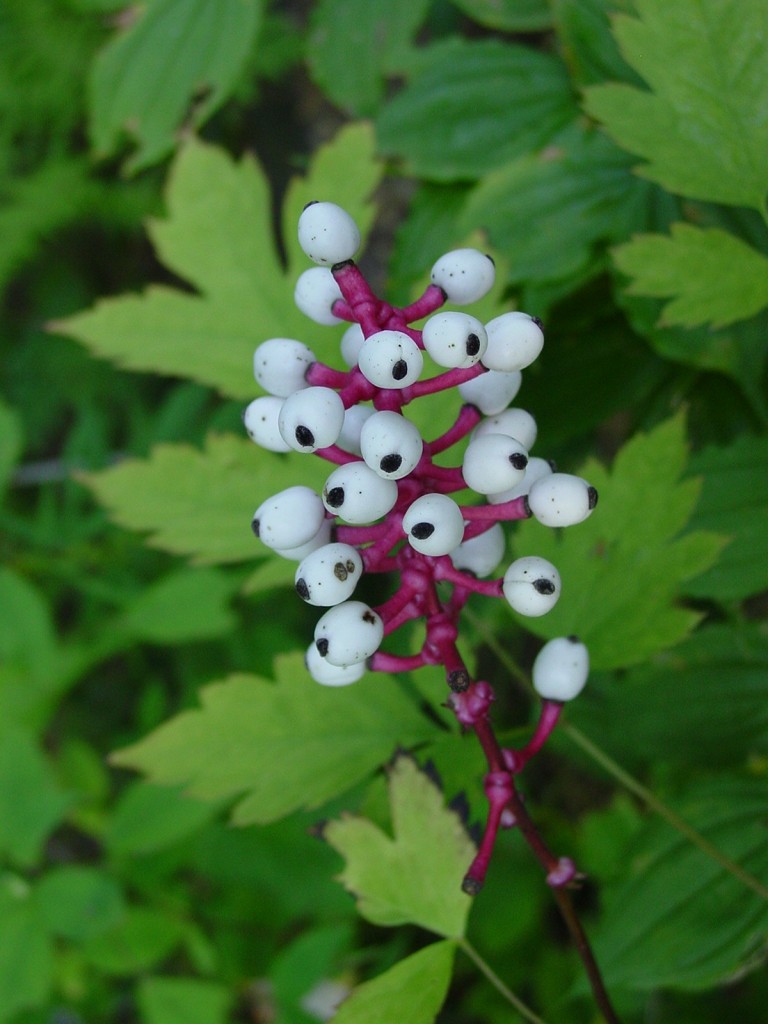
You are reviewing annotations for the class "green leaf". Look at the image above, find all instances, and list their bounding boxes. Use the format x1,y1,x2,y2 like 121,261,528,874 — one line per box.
137,977,231,1024
553,0,641,87
88,0,262,173
82,433,327,564
613,224,768,329
449,0,552,31
591,777,768,991
376,38,576,181
331,941,456,1024
35,866,125,942
308,0,433,116
55,125,381,397
0,399,22,495
510,414,726,669
0,729,72,866
463,121,650,290
324,755,474,938
0,881,52,1021
106,782,219,856
112,654,439,825
684,433,768,600
117,566,239,642
571,624,768,770
81,907,186,974
583,0,768,210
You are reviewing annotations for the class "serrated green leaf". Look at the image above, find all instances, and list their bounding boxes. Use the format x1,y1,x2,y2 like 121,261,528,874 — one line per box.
331,941,455,1024
88,0,262,172
117,566,240,643
511,414,726,669
137,976,231,1024
112,654,438,825
684,434,768,600
614,224,768,329
55,126,381,397
591,777,768,991
82,433,328,564
449,0,552,31
324,756,474,938
35,867,125,942
376,38,576,181
308,0,432,116
571,624,768,769
463,120,650,290
583,0,768,210
553,0,641,87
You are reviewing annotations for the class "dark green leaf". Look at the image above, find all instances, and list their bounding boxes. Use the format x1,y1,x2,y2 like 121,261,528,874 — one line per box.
35,867,125,942
137,977,231,1024
89,0,263,172
106,782,219,856
377,39,576,180
81,907,186,974
449,0,552,31
112,654,439,825
553,0,641,86
0,882,52,1021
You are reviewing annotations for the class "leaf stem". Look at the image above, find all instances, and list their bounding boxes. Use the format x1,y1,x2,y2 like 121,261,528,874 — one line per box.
458,938,549,1024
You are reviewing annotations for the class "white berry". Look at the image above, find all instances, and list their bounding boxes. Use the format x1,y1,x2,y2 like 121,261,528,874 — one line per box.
314,600,383,666
337,403,374,455
322,461,398,523
253,338,314,397
358,330,423,389
483,312,544,372
305,642,366,686
532,636,589,702
450,523,505,578
243,396,291,452
273,518,332,560
360,411,423,480
473,408,537,451
278,386,345,453
431,249,495,304
422,311,487,368
527,473,598,527
252,486,326,551
458,369,522,415
298,201,360,266
403,493,465,556
295,542,364,606
340,323,366,367
488,456,553,504
462,433,528,495
294,267,344,325
503,556,561,617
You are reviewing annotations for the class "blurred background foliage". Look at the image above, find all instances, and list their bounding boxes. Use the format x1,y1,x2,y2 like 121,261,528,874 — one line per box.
1,0,767,1021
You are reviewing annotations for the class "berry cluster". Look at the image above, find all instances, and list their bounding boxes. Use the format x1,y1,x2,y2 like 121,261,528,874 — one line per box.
247,201,597,892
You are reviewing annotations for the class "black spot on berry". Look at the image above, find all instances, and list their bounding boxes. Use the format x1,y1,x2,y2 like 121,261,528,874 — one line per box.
533,578,556,595
303,200,319,211
531,315,544,330
316,637,329,656
465,333,480,356
333,561,348,581
295,425,315,448
392,359,408,380
380,453,402,474
484,253,495,267
567,634,580,644
588,486,599,509
325,487,344,508
509,452,528,470
332,259,354,271
251,518,260,537
362,610,377,625
411,522,435,539
295,578,310,600
448,669,470,692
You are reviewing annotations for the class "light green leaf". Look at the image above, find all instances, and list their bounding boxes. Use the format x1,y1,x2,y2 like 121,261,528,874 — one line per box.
511,414,726,669
308,0,433,116
583,0,768,210
137,977,231,1024
118,566,240,642
55,125,382,398
106,782,219,856
324,755,474,938
35,866,125,942
112,654,439,825
0,881,52,1021
463,120,650,289
376,38,576,181
449,0,552,30
331,941,456,1024
82,433,328,564
88,0,262,172
591,777,768,991
684,433,768,600
614,224,768,329
0,729,72,866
